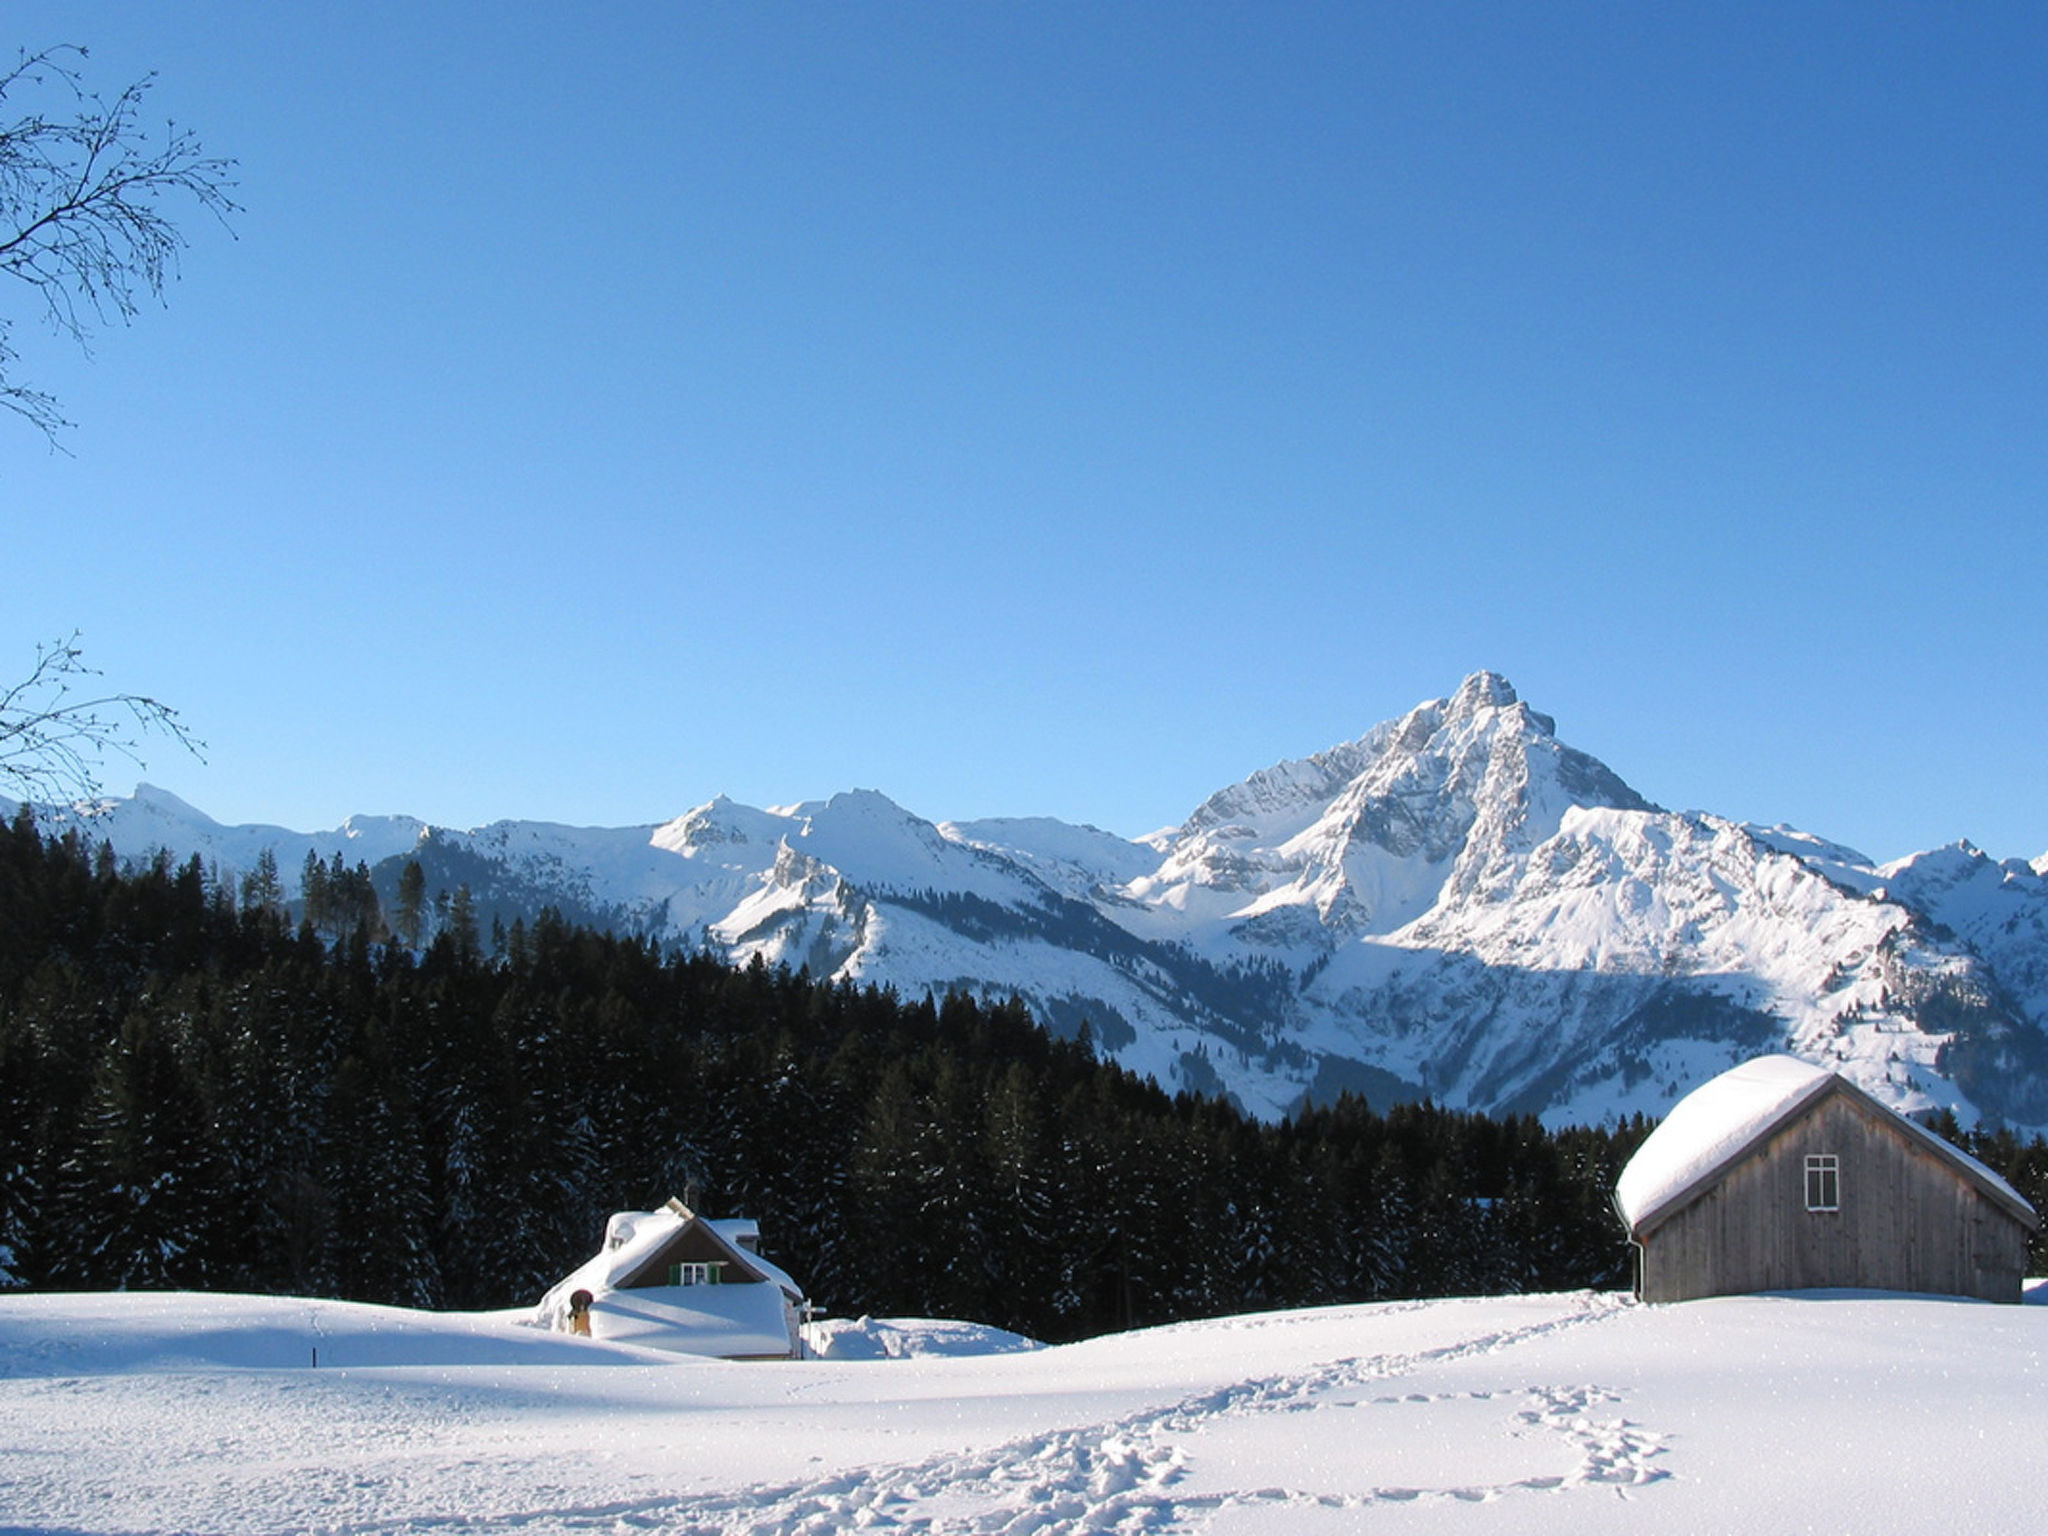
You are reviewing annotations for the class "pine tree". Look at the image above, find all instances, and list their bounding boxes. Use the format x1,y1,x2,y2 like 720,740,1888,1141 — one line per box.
918,1052,997,1323
429,1067,518,1309
0,999,41,1288
239,847,283,920
448,885,480,964
61,1005,226,1289
982,1061,1057,1335
848,1056,945,1316
393,858,427,949
299,849,329,936
1360,1142,1413,1298
321,1050,441,1306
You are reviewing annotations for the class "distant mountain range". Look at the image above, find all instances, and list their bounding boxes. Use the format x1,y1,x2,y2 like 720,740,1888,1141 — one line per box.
18,672,2048,1129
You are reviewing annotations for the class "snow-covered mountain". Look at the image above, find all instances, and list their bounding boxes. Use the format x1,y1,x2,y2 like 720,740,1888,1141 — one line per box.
19,672,2048,1129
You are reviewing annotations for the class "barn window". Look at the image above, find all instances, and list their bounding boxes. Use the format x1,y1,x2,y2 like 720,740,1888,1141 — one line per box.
1804,1154,1840,1212
667,1262,725,1286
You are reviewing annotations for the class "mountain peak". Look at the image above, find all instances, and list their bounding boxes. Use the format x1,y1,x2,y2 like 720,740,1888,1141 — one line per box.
130,782,215,821
1448,671,1519,716
821,788,911,818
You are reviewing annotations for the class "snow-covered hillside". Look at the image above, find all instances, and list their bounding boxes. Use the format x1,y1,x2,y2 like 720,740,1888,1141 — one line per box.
18,671,2048,1128
2,1287,2043,1534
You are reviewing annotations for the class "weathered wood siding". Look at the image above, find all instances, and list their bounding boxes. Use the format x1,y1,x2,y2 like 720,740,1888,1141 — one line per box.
1638,1090,2031,1304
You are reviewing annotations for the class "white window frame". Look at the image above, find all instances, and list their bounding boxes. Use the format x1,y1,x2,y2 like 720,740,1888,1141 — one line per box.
1804,1153,1840,1212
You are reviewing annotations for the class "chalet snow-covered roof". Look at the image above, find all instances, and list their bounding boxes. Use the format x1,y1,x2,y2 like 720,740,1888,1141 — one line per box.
535,1202,805,1359
1615,1055,2037,1234
545,1203,802,1303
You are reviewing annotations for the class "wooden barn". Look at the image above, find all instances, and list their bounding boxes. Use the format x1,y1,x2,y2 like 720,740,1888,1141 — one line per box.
1614,1055,2038,1304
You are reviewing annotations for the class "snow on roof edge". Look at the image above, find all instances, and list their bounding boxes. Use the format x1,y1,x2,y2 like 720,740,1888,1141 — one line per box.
1616,1056,1834,1231
1616,1055,2038,1234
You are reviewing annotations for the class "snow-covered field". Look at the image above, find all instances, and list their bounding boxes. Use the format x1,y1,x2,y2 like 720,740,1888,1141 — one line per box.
3,1287,2044,1534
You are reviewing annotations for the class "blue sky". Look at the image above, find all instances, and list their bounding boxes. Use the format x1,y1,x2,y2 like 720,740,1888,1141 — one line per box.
6,2,2045,861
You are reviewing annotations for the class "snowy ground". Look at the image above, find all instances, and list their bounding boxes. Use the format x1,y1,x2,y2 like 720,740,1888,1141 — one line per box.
2,1286,2044,1534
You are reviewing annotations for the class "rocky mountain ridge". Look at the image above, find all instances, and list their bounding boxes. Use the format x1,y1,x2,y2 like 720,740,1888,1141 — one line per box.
18,672,2048,1128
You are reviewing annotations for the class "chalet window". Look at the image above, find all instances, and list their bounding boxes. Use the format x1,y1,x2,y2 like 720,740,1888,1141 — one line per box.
1804,1154,1840,1212
667,1261,725,1286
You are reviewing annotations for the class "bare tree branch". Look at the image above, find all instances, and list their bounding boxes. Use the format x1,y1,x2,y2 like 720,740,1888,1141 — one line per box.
0,44,239,444
0,633,205,808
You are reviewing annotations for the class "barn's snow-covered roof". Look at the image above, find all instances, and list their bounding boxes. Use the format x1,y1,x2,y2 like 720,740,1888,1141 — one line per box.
1616,1056,1833,1230
1615,1054,2037,1234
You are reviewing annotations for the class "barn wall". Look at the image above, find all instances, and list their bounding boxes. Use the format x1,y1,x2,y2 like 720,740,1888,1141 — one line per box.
1639,1091,2030,1304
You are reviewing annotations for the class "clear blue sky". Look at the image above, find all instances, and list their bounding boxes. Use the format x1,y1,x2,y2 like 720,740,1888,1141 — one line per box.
7,2,2045,862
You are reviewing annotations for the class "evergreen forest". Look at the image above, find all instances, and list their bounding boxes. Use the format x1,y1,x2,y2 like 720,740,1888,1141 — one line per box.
3,810,2043,1342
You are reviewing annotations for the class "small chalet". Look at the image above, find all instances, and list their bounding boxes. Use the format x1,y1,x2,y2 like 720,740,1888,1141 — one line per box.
536,1199,807,1359
1615,1055,2038,1304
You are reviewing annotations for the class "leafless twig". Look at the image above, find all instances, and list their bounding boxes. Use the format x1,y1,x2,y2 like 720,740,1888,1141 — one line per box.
0,44,239,442
0,632,205,807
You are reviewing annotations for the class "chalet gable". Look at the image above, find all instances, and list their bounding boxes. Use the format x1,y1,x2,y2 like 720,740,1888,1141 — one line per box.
614,1203,775,1290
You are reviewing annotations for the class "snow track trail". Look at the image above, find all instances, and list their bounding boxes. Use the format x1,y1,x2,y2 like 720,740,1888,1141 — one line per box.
352,1291,1656,1536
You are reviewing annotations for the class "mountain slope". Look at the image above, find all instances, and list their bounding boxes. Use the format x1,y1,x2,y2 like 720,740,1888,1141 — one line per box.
18,673,2048,1128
